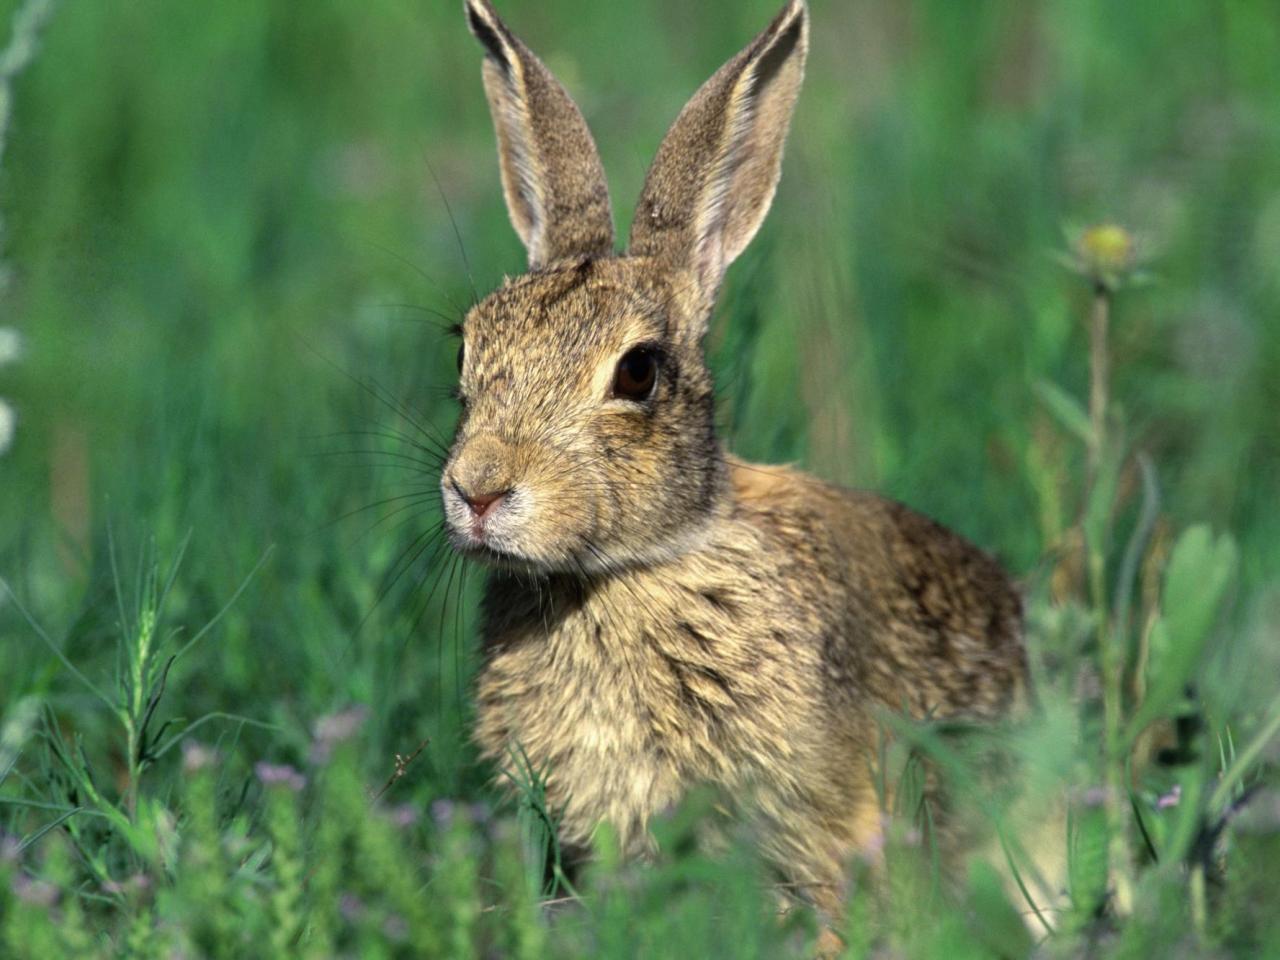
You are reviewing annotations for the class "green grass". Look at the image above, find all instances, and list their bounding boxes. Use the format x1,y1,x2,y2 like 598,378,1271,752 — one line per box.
2,0,1279,955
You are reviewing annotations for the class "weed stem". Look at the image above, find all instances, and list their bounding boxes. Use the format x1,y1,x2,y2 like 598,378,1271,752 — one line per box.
1084,281,1134,911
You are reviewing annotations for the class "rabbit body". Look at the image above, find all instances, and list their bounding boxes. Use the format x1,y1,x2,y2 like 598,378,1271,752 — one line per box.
446,0,1031,911
474,450,1026,896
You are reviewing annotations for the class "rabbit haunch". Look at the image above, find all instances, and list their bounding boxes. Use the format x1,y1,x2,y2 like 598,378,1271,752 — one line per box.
440,0,1031,915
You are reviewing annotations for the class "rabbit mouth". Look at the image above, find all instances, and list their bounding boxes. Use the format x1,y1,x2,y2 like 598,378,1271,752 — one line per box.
441,488,558,573
441,460,609,574
442,507,529,566
447,533,580,578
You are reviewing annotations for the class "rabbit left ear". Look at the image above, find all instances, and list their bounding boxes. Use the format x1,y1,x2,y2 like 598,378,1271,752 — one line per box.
628,0,808,319
464,0,615,267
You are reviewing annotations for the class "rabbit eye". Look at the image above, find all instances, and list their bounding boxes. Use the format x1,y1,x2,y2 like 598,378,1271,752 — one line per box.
613,346,658,401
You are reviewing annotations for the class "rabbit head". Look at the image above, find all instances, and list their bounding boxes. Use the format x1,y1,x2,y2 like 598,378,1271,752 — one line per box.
443,0,808,573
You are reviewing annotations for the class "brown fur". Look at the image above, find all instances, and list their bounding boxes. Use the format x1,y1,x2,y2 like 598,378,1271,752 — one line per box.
446,0,1030,919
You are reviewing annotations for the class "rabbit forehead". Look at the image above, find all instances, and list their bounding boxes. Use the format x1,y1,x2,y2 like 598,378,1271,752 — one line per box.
463,258,671,369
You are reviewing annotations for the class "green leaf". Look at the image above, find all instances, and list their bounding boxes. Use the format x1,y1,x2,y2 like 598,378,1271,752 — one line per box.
1141,618,1178,708
1034,380,1093,445
1160,767,1207,865
1130,525,1238,737
965,861,1037,955
1164,526,1237,654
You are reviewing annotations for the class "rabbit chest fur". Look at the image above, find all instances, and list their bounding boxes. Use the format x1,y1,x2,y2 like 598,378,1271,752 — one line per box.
473,458,1027,881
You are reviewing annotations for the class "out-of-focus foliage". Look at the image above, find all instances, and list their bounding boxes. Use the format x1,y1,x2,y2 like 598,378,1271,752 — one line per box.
1,0,1277,955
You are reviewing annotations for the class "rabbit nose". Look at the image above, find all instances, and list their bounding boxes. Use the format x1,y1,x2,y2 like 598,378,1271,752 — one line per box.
453,480,508,518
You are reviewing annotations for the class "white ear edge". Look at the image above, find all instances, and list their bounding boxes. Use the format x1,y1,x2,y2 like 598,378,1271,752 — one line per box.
699,1,807,283
627,0,808,310
464,0,615,266
481,57,549,263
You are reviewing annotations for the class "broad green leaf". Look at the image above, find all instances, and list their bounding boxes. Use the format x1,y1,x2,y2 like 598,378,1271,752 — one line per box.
966,861,1038,954
1164,526,1237,654
1129,525,1238,737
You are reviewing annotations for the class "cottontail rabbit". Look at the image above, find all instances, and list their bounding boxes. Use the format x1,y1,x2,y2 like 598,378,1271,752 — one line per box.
444,0,1030,920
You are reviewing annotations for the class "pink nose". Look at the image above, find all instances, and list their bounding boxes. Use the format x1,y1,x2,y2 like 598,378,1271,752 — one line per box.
453,481,508,518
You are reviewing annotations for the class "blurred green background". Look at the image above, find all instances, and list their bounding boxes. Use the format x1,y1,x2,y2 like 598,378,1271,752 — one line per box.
1,0,1278,953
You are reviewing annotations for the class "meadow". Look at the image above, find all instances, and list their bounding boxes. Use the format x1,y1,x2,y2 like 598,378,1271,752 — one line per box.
1,0,1278,956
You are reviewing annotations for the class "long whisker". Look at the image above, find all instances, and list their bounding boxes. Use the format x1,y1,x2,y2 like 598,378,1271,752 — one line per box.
355,372,455,457
310,448,444,472
356,519,448,639
300,340,455,460
320,489,442,531
376,301,463,331
424,154,480,309
308,428,443,457
360,233,469,319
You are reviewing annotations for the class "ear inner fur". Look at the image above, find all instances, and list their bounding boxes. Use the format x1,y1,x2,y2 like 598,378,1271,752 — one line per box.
465,0,615,266
628,0,808,321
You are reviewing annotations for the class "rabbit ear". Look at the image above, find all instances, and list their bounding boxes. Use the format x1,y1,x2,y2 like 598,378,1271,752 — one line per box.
464,0,614,267
628,0,807,317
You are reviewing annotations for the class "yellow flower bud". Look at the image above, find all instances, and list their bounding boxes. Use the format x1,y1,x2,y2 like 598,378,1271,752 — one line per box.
1074,223,1138,291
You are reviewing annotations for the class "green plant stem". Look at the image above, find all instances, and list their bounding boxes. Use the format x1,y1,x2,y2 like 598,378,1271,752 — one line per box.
1089,547,1133,907
1189,863,1207,939
1085,282,1133,909
1087,285,1110,482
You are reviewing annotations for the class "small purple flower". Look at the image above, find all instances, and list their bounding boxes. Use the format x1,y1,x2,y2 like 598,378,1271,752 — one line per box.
1079,785,1110,809
11,874,59,907
388,804,420,829
382,913,409,942
431,798,456,827
0,833,20,865
255,762,307,792
1156,784,1182,810
339,892,366,923
310,705,370,764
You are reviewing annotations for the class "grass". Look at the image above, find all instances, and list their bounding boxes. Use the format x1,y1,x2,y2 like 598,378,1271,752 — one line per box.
2,0,1279,955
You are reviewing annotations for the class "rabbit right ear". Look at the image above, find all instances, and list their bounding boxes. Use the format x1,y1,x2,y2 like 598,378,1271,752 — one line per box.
464,0,615,267
629,0,807,325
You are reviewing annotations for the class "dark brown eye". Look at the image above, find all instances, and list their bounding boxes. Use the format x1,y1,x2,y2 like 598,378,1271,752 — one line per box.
612,346,658,401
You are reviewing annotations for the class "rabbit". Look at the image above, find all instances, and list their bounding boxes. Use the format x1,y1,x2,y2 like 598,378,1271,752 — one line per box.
442,0,1032,925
